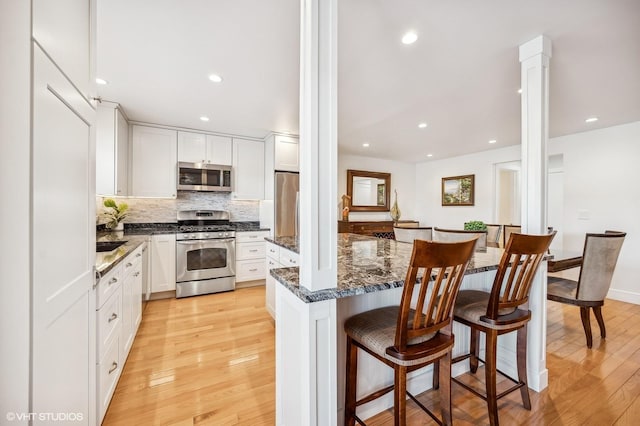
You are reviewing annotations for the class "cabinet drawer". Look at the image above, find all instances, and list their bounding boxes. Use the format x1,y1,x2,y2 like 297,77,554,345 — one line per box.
97,287,122,361
279,249,299,267
266,242,280,260
237,241,266,260
98,335,121,422
236,230,269,243
122,245,143,277
97,266,121,310
266,257,282,270
236,259,266,282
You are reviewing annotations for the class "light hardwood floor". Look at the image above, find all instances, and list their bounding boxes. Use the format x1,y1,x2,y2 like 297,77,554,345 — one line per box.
104,287,640,425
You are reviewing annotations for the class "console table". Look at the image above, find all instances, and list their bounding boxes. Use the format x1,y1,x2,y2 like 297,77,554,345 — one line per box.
337,220,419,237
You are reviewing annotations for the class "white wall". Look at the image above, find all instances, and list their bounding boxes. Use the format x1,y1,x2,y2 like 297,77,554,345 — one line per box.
414,145,521,227
0,0,31,417
414,121,640,304
338,154,417,222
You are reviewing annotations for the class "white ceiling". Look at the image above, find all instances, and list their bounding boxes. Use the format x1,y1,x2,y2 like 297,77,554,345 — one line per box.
97,0,640,163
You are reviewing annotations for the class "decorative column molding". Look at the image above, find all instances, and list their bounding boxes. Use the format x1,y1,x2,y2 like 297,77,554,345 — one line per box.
298,0,338,291
519,35,552,391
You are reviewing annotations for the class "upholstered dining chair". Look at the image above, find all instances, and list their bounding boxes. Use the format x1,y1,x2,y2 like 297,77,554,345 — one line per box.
393,226,433,243
434,227,488,251
485,224,502,246
502,225,521,248
452,232,555,426
344,238,477,426
547,231,626,348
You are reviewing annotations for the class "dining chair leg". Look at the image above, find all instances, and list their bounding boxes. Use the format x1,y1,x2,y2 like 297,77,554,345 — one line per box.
344,336,358,426
470,328,480,373
394,365,408,426
439,352,453,426
516,326,531,410
433,360,440,390
593,306,606,339
485,330,499,426
580,306,593,348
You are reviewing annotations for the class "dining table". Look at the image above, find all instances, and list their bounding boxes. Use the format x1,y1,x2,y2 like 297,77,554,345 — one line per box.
547,249,583,273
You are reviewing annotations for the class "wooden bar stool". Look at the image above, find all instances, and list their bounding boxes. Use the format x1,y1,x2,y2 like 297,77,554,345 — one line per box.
344,238,477,426
452,232,555,426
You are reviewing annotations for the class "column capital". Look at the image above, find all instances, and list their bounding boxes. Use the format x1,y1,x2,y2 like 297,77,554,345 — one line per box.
519,35,552,62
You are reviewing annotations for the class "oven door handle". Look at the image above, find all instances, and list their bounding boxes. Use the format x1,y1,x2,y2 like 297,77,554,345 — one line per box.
177,238,236,245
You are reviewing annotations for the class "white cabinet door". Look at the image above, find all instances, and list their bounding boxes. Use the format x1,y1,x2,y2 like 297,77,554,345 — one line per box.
133,265,143,330
177,131,207,163
32,44,95,422
131,126,177,197
206,134,233,165
232,139,265,200
274,135,299,172
115,108,129,196
121,270,133,360
151,234,176,292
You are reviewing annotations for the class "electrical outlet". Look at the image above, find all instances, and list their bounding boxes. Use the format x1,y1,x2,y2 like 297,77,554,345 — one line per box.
578,209,590,220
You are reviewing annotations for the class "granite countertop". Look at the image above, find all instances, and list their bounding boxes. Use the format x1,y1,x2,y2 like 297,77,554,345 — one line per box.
264,236,299,253
108,221,269,235
95,232,148,275
270,233,505,303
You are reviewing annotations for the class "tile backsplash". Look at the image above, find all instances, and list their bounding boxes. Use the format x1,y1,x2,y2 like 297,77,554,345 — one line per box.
97,192,260,224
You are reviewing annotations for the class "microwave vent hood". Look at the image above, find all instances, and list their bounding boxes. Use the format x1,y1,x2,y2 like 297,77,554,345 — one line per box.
177,162,233,192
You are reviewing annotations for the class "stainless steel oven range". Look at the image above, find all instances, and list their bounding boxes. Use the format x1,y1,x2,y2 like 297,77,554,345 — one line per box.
175,210,235,298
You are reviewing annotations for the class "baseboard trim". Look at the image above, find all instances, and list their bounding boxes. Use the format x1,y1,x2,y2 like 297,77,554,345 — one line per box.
607,288,640,305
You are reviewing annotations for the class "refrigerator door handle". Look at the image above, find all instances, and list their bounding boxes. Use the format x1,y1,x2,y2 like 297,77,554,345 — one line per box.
295,191,300,238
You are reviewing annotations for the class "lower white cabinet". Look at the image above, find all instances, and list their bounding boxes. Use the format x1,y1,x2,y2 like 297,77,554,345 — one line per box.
265,242,282,319
151,234,176,293
236,231,269,282
96,243,145,424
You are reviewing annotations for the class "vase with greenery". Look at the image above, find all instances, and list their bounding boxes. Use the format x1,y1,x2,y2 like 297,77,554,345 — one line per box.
103,198,129,230
464,220,487,231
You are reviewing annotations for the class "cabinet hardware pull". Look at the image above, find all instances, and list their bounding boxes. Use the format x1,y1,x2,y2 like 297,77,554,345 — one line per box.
249,249,258,252
109,277,118,285
108,313,118,322
108,362,118,374
249,268,258,272
136,253,142,257
126,262,133,267
94,267,101,290
134,272,140,277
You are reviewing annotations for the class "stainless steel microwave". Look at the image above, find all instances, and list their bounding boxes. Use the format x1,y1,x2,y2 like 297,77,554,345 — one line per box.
177,162,233,192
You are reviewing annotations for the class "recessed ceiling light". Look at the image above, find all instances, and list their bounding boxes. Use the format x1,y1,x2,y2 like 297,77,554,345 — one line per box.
208,74,223,83
488,139,497,144
96,78,108,85
517,88,522,94
362,143,370,147
200,116,210,122
427,154,433,158
585,117,598,123
401,31,418,45
418,122,428,129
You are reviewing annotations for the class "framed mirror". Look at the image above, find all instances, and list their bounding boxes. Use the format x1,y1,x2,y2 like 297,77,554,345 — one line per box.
346,169,391,212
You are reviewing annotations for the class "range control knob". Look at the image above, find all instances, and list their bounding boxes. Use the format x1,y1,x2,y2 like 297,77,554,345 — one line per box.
203,234,209,238
218,232,223,237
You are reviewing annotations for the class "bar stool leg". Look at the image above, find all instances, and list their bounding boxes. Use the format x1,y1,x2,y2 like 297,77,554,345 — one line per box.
439,352,453,426
485,330,499,426
470,328,480,373
344,336,358,426
516,326,531,409
394,365,407,426
433,360,440,389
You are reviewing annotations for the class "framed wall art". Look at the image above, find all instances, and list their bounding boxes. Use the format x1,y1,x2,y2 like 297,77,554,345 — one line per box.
442,174,475,206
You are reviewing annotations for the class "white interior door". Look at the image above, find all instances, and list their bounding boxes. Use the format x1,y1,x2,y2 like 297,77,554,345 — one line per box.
31,45,95,422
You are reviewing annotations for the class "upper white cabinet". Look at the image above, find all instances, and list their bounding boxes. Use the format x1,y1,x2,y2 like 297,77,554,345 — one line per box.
274,135,299,172
96,104,129,196
178,132,232,166
232,139,265,200
131,125,177,198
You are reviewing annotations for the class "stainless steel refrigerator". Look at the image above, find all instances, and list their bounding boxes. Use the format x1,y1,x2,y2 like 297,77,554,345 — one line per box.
275,171,299,237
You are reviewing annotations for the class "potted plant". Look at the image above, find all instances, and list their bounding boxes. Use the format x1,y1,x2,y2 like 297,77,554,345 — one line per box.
102,198,129,231
464,220,487,231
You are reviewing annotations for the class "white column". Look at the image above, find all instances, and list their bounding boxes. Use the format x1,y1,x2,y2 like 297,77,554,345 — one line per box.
299,0,338,291
519,35,552,391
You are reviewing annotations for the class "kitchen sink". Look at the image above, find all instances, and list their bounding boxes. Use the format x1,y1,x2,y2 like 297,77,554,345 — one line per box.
96,241,127,252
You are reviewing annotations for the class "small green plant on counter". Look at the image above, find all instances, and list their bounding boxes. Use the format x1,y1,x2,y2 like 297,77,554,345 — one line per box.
103,198,129,229
464,220,487,231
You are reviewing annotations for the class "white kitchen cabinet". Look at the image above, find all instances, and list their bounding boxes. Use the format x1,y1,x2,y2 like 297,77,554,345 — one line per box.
120,244,143,360
265,242,282,319
151,234,176,293
178,132,233,166
274,135,299,172
232,138,265,200
131,125,177,197
236,231,269,283
96,103,129,196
